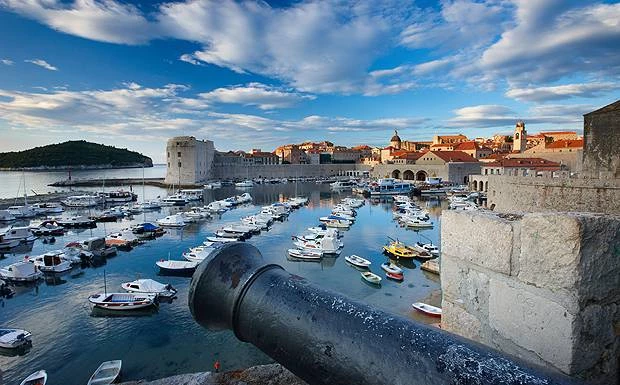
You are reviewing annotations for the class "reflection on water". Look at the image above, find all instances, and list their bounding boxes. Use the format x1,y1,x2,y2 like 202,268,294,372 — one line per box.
0,182,445,384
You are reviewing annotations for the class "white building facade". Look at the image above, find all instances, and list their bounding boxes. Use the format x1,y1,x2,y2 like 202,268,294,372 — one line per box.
164,136,215,185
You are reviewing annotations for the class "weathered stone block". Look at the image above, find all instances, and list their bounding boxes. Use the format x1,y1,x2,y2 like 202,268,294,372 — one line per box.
519,213,582,294
441,257,490,318
488,279,575,373
440,300,482,341
441,211,515,275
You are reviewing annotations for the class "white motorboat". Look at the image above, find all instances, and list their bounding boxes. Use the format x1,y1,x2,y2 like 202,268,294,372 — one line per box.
321,217,351,228
121,279,177,298
106,229,140,246
0,261,42,282
29,220,65,236
342,198,364,208
61,195,102,207
288,248,322,260
205,201,228,213
330,180,355,190
56,215,96,228
7,205,38,219
403,218,433,229
161,194,188,206
98,190,137,203
204,181,222,189
0,328,32,349
183,245,217,262
1,226,38,244
414,242,440,256
88,292,157,310
369,178,413,196
235,180,254,188
225,223,260,234
179,189,204,201
329,211,355,222
393,195,412,204
294,236,343,255
157,214,186,227
361,271,382,285
241,216,270,230
20,370,47,385
28,252,73,273
345,255,371,268
156,259,198,274
87,360,122,385
80,237,117,258
138,200,161,210
206,236,239,243
236,193,253,203
0,210,16,222
381,262,403,274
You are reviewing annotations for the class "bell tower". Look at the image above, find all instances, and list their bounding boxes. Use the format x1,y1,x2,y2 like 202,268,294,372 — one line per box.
513,121,527,153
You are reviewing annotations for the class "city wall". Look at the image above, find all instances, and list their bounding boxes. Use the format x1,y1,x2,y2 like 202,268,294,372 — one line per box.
441,210,619,384
211,163,371,180
371,162,480,184
485,175,620,214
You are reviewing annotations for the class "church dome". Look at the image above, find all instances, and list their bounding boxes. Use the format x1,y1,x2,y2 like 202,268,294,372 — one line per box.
390,130,401,143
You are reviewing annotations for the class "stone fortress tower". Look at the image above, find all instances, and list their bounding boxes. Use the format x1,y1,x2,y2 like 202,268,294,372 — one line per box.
389,129,402,150
513,120,527,153
164,136,215,185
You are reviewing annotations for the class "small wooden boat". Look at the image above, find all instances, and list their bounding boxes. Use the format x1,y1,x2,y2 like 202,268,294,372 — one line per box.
156,260,198,275
361,271,381,285
88,293,156,310
380,262,402,274
88,360,122,385
0,328,32,349
412,302,442,317
420,260,440,275
385,271,404,281
345,255,371,268
206,236,239,243
287,248,322,260
20,370,47,385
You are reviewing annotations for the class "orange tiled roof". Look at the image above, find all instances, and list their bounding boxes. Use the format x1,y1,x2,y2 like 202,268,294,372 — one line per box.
454,141,481,151
484,157,560,170
545,139,584,149
539,131,577,136
430,151,478,162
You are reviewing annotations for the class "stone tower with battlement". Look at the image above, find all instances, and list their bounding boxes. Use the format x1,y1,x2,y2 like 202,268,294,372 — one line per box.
164,136,215,185
513,121,527,153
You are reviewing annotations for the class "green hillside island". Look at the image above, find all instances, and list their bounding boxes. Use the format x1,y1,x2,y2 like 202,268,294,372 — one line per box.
0,140,153,170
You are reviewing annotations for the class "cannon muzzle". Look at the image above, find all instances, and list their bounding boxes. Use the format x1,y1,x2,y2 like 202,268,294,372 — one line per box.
189,242,582,385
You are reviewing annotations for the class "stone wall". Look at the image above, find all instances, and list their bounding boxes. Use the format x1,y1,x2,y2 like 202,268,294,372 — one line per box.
441,210,619,384
583,101,620,179
211,163,371,180
485,174,620,214
372,162,480,184
509,150,583,172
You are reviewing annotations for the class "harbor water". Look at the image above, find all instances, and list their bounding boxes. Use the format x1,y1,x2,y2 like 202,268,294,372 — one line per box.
0,181,444,385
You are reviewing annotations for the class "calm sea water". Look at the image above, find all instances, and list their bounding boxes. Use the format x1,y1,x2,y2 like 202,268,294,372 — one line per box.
0,182,444,385
0,165,167,200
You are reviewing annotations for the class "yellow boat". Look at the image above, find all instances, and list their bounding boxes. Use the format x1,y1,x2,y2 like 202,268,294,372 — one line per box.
382,240,416,258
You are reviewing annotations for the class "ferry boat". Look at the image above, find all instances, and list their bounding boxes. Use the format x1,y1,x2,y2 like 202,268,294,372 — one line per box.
179,189,203,201
369,179,413,196
98,190,137,203
330,180,355,190
61,195,102,207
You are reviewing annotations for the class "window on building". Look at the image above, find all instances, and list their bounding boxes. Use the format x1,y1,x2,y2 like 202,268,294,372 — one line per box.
178,152,181,157
178,162,182,167
167,162,170,167
167,152,170,158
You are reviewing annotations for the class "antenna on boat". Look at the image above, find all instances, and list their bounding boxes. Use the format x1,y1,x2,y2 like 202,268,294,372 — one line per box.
103,270,107,296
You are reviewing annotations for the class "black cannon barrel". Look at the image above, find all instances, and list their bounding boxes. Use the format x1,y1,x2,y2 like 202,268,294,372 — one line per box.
189,242,583,385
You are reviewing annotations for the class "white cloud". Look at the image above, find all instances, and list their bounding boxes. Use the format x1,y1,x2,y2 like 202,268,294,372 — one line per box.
2,0,157,44
25,59,58,71
447,103,592,129
480,1,620,84
199,83,315,110
506,82,620,102
1,59,13,65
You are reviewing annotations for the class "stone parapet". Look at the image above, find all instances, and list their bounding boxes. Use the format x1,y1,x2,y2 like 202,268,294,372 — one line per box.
441,210,619,384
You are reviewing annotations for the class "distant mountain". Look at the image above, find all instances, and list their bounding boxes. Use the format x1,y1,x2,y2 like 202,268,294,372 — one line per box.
0,140,153,170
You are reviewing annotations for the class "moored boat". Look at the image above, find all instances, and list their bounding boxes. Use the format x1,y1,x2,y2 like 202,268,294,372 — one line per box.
121,279,177,298
88,293,157,310
0,261,42,282
287,248,322,260
0,328,32,349
412,302,442,317
386,271,404,281
382,240,416,258
19,370,47,385
87,360,122,385
380,262,403,275
156,259,198,275
361,271,381,285
344,254,371,268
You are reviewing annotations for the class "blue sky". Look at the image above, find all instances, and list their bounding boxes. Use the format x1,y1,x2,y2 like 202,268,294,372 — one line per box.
0,0,618,162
